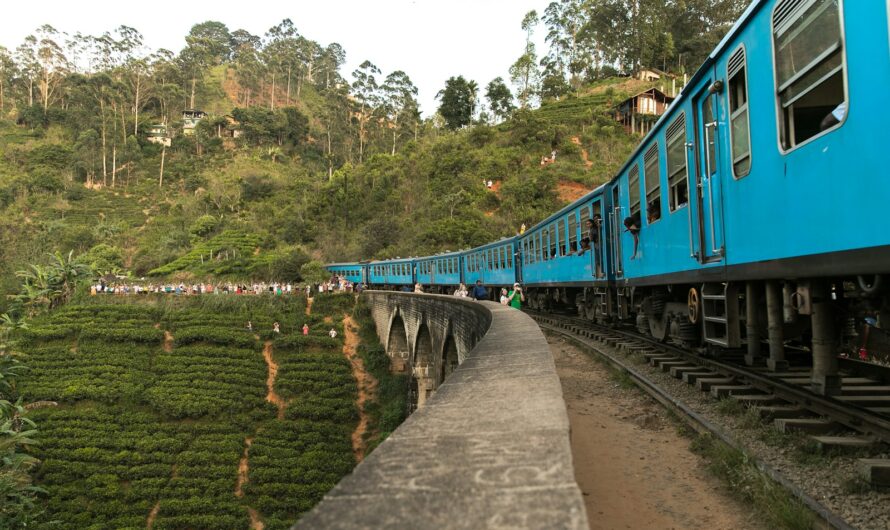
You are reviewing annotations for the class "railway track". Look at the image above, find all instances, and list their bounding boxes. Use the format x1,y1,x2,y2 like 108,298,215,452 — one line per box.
531,311,890,530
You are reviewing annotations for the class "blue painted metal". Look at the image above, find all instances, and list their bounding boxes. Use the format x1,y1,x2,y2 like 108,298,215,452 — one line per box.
329,1,890,293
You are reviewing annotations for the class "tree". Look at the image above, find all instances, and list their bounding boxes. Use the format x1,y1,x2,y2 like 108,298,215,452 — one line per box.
485,77,514,123
300,260,329,285
510,11,540,108
33,25,69,111
318,43,345,90
181,21,232,108
436,76,477,130
382,70,419,154
542,0,592,89
351,60,381,163
0,46,16,114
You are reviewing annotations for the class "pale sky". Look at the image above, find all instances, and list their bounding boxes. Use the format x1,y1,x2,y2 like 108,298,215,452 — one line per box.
0,0,554,117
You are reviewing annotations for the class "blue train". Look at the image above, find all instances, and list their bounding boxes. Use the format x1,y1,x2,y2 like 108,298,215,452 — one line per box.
328,0,889,394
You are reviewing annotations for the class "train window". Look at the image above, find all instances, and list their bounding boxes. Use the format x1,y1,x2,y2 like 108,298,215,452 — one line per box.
568,213,578,253
666,115,689,212
539,231,547,262
549,224,557,259
643,143,662,223
500,246,506,269
628,165,641,221
773,0,846,150
728,46,752,178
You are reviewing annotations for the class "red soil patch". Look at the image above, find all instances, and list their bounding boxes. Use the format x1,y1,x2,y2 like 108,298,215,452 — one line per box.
342,315,378,462
557,180,591,203
262,341,286,419
234,437,253,498
571,136,594,169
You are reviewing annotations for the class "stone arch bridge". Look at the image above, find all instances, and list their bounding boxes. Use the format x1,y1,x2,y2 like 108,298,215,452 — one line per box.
366,291,489,409
295,291,588,529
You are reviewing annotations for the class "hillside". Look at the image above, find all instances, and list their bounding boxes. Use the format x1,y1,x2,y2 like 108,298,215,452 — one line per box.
0,70,645,311
13,293,400,529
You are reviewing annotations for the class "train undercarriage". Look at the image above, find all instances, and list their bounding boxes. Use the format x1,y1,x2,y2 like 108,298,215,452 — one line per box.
525,275,889,394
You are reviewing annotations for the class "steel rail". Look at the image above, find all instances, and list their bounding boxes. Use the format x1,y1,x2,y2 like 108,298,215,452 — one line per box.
536,318,857,530
532,312,890,444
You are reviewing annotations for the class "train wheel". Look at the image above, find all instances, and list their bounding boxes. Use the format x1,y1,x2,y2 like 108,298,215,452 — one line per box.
687,287,701,324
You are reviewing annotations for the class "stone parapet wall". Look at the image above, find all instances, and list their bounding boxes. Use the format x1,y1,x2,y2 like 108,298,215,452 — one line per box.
294,292,588,529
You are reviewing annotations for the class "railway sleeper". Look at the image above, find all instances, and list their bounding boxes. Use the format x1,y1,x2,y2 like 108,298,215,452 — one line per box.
649,356,681,368
710,384,762,399
810,435,878,454
660,361,695,374
754,404,810,420
774,418,842,436
682,371,720,384
670,365,705,379
731,394,787,407
696,377,735,392
858,459,890,489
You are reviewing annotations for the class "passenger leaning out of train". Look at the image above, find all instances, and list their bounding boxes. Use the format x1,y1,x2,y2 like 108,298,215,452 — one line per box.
820,101,846,131
624,214,641,259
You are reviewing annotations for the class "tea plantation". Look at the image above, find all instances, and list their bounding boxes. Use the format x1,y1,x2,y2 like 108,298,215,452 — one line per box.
16,294,366,529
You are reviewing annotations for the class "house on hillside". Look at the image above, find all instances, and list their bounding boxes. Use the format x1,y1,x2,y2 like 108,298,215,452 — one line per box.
635,67,671,82
146,124,171,147
615,88,675,135
181,109,207,136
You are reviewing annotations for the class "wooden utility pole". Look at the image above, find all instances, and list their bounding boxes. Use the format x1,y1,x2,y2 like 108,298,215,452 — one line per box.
158,145,166,187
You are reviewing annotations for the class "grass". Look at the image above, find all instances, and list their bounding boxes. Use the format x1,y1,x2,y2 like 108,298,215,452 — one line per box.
690,433,815,530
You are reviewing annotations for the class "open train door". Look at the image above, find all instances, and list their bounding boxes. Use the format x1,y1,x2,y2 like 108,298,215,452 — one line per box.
691,73,727,263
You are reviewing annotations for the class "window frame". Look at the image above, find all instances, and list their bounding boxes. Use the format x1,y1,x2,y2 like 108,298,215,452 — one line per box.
627,164,641,220
643,143,662,224
771,0,849,154
728,44,753,179
666,113,689,213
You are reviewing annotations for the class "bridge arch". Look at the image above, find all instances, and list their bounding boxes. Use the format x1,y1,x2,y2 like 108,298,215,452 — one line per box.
411,322,435,411
440,334,459,385
387,310,409,373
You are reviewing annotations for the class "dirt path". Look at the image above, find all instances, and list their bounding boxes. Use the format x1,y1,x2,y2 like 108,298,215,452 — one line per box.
306,297,313,315
146,502,160,529
262,341,286,419
571,136,593,168
163,331,173,353
342,315,378,462
234,437,253,498
548,335,763,530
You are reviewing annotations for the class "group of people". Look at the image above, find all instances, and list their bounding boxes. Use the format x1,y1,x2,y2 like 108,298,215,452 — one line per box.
92,281,301,296
89,277,361,297
251,319,339,338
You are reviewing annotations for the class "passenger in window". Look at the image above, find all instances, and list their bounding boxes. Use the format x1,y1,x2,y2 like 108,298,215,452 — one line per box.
624,214,641,259
578,237,590,254
820,101,847,131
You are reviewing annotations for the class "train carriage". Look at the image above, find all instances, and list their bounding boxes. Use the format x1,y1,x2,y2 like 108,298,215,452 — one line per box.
326,263,365,285
417,252,463,292
367,258,415,288
463,238,519,294
328,0,890,395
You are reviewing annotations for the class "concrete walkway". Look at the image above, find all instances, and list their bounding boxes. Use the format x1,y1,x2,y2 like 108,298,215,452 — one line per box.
294,299,587,529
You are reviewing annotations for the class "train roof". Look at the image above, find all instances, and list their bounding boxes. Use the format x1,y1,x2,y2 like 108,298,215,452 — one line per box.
520,182,608,237
465,235,519,253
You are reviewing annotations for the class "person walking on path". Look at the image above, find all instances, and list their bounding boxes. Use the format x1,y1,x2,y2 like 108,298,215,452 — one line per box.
302,323,309,336
273,322,280,333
